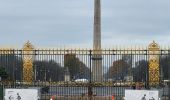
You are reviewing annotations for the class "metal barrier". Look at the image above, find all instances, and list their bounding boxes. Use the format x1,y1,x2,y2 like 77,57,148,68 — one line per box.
0,42,169,99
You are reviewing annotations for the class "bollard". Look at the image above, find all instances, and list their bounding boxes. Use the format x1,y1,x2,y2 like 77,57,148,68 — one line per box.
112,95,114,100
50,97,53,100
50,95,55,100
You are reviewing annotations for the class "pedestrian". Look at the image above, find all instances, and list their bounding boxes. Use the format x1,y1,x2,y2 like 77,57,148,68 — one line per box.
132,83,136,89
149,97,155,100
141,94,146,100
16,93,21,100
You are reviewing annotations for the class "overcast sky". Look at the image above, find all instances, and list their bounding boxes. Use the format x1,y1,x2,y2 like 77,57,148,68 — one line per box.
0,0,170,48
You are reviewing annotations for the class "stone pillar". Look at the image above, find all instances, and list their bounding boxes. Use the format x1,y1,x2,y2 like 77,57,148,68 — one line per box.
93,0,101,50
92,0,102,82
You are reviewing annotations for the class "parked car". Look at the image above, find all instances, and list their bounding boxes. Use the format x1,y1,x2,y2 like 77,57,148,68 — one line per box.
75,79,89,83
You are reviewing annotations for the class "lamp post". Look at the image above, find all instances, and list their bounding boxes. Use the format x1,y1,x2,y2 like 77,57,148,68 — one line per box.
44,69,47,81
43,67,49,82
34,65,37,82
39,66,50,82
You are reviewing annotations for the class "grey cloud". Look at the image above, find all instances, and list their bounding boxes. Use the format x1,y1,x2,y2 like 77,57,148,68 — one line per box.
0,0,170,47
102,0,170,39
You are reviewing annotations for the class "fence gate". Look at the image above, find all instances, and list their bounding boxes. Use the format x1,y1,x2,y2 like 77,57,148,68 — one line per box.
0,41,169,100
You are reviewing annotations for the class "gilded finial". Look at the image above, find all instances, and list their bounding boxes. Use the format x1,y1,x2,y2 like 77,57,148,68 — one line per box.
23,40,34,50
148,40,159,49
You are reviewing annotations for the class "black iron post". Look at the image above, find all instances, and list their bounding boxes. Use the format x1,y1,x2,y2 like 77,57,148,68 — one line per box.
167,81,170,100
88,50,93,100
145,50,150,90
168,63,170,100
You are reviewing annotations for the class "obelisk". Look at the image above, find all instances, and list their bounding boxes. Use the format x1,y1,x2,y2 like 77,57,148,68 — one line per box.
92,0,102,82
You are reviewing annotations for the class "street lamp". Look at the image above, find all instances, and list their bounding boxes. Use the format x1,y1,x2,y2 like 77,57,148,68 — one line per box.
40,66,50,82
34,65,37,82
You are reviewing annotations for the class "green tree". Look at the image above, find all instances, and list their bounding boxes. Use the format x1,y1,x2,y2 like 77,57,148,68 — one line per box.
106,60,130,80
0,53,22,81
160,55,170,80
34,60,64,82
133,60,148,82
0,66,8,80
64,54,90,80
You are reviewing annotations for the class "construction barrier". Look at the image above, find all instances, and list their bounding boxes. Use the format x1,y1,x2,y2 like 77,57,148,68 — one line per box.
112,95,114,100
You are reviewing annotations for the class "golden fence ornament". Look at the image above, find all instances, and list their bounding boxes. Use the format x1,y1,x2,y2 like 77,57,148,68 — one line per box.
22,41,34,84
148,41,160,86
0,49,14,54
